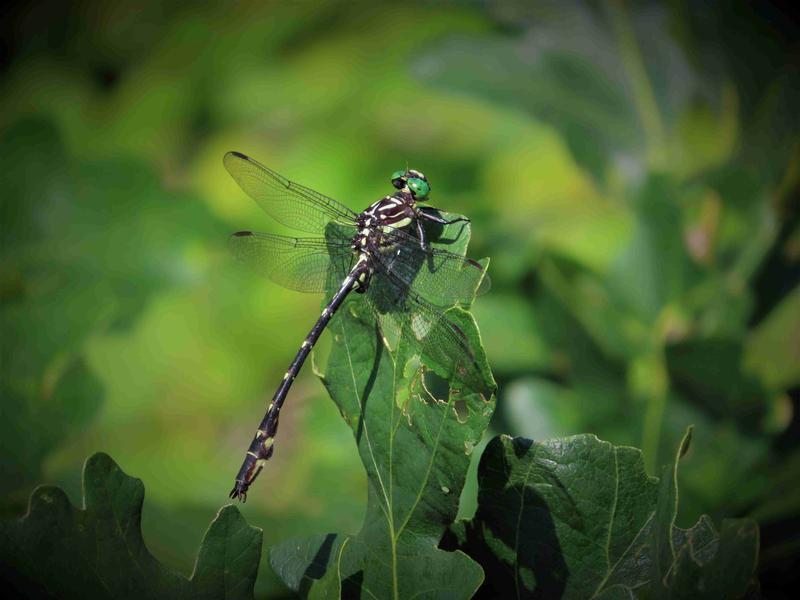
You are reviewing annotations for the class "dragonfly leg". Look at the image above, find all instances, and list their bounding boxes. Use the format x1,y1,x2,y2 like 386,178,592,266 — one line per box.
419,207,470,226
416,219,428,251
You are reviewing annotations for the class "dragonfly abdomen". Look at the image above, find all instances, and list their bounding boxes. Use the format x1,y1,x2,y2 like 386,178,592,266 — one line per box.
229,264,366,501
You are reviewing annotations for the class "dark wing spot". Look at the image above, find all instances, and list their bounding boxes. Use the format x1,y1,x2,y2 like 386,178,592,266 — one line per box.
230,151,250,160
466,258,483,270
449,320,476,360
450,320,466,338
232,231,254,237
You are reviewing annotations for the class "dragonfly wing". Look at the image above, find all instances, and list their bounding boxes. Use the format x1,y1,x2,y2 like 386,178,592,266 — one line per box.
230,232,354,293
224,151,359,234
365,271,487,394
371,229,490,307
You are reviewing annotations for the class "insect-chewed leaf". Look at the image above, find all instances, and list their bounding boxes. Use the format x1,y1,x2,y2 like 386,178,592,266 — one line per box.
444,428,759,598
0,453,262,600
270,217,495,598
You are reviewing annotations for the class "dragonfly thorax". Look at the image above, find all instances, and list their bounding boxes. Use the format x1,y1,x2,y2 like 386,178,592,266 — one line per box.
351,191,418,255
359,191,417,229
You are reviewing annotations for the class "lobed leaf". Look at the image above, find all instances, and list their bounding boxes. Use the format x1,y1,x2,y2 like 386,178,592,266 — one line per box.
445,428,759,598
0,453,262,599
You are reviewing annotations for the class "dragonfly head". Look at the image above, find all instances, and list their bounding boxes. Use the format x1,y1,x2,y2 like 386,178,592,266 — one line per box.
391,169,430,201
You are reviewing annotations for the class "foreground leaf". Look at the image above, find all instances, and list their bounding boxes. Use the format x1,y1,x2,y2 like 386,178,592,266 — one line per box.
445,428,759,598
270,219,496,598
0,453,262,599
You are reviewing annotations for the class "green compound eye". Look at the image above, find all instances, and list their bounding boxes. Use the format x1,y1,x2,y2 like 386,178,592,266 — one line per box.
391,170,406,190
407,177,430,200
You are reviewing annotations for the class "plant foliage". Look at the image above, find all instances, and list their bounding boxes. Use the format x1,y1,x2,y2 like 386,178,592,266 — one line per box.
0,453,262,600
444,429,759,598
270,219,496,598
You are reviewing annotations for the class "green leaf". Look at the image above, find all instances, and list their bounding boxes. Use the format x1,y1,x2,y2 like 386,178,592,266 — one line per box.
307,537,349,600
446,428,759,598
270,219,496,598
0,453,262,599
745,286,800,389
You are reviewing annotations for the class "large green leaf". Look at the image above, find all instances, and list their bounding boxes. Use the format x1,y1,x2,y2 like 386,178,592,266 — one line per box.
270,219,496,598
0,452,262,599
445,428,759,598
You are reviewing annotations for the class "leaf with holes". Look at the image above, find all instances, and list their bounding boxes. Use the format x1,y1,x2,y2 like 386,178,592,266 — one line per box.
0,453,262,600
444,428,759,598
270,219,496,598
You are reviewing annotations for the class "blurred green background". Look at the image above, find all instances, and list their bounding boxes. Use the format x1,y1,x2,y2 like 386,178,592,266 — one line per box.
1,1,798,597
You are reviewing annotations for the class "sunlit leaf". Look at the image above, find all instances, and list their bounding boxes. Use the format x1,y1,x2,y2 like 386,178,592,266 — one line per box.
270,218,496,598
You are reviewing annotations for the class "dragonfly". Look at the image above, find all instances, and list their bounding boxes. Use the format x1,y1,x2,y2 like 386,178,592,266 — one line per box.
224,151,490,501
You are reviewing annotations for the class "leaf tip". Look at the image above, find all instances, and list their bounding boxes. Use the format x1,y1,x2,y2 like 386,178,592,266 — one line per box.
678,426,694,459
26,484,73,517
82,452,127,484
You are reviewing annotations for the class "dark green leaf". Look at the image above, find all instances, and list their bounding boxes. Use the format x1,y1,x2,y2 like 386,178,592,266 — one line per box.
447,428,759,598
270,219,496,598
0,453,262,599
307,537,348,600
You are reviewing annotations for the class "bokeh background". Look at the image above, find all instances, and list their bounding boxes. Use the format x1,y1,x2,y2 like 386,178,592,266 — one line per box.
1,1,798,597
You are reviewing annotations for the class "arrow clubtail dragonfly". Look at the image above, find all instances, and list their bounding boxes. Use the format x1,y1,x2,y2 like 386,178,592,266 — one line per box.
225,151,490,501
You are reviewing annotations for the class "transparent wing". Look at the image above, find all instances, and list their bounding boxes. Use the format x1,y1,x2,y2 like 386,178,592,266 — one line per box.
370,228,490,307
365,270,487,394
230,231,354,293
224,151,359,234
